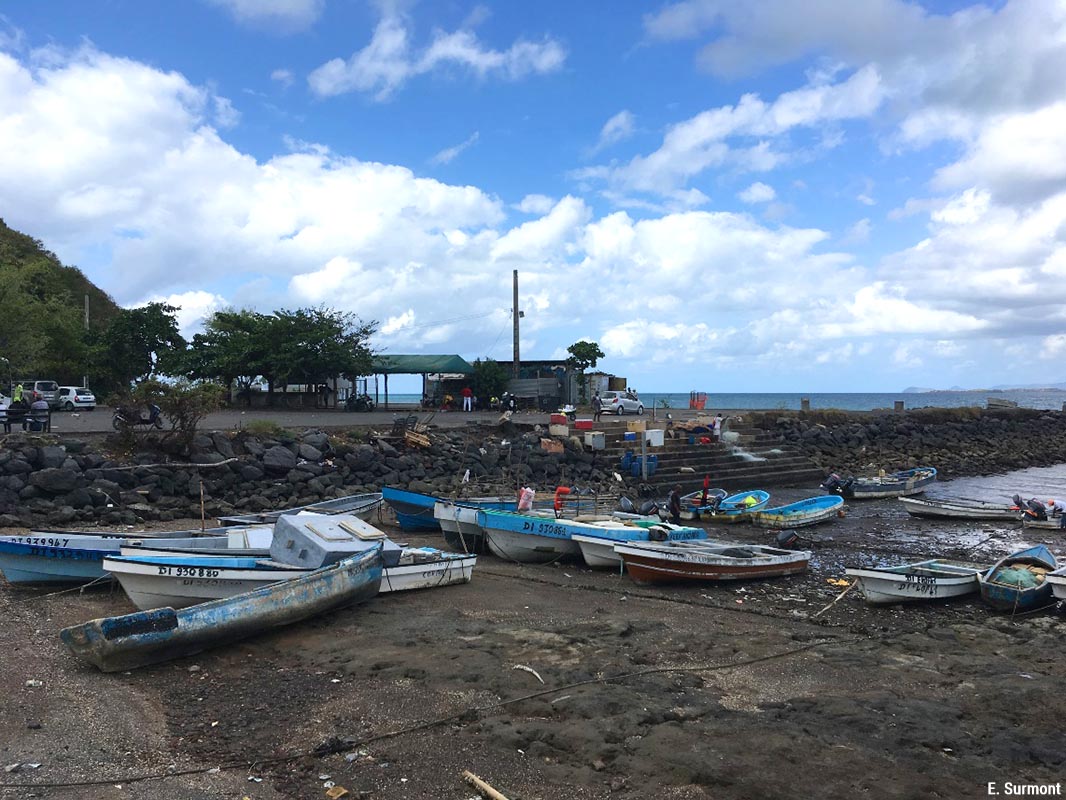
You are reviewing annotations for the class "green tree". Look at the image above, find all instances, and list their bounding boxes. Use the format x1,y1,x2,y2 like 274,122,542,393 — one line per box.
128,378,225,446
565,340,605,403
92,302,186,390
471,358,509,404
183,309,272,403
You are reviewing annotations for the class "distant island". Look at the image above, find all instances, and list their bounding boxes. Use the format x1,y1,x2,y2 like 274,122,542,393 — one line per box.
903,383,1066,392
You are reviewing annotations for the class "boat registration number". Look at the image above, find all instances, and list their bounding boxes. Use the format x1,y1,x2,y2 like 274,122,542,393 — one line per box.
156,566,222,578
13,536,70,547
898,574,936,594
520,520,568,537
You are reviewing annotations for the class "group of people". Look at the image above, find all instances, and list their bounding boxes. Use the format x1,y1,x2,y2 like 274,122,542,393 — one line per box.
0,385,50,431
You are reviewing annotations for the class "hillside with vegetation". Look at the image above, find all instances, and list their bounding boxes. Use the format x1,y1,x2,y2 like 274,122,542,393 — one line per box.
0,218,120,386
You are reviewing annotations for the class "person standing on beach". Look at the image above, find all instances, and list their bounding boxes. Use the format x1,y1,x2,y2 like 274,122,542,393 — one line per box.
461,386,473,411
668,485,682,524
1047,499,1066,528
592,392,603,422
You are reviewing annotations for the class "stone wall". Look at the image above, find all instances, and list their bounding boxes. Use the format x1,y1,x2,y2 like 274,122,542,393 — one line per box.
0,427,624,528
745,407,1066,479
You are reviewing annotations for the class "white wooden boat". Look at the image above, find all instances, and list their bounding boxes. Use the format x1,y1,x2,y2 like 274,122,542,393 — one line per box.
103,547,476,611
1047,567,1066,601
615,541,810,584
899,497,1020,521
1022,517,1064,530
822,467,936,499
217,492,383,526
844,560,987,604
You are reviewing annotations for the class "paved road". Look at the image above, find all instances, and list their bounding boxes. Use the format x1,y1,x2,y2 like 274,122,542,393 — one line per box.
46,405,698,435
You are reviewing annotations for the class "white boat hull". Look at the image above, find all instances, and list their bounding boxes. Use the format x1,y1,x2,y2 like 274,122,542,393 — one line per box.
845,563,981,605
484,528,580,563
1048,569,1066,601
571,534,624,568
899,498,1019,521
107,557,476,611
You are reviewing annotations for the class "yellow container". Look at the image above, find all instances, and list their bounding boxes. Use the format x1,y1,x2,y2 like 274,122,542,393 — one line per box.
627,420,647,433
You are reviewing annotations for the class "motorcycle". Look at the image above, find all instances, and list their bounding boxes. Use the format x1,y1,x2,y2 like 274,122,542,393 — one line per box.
345,393,376,412
112,403,164,431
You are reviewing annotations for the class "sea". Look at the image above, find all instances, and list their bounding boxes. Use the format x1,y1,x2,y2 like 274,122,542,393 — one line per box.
379,389,1066,412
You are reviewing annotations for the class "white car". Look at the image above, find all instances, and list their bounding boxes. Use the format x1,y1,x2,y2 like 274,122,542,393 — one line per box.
56,386,96,411
602,390,643,415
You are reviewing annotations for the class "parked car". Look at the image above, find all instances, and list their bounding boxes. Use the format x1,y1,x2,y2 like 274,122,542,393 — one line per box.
56,386,96,411
12,380,59,408
602,390,644,415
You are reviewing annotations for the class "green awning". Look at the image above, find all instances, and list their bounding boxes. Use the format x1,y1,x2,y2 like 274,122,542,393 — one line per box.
371,354,475,375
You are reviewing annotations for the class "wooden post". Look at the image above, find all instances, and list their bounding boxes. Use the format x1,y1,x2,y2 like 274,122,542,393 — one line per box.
199,480,206,532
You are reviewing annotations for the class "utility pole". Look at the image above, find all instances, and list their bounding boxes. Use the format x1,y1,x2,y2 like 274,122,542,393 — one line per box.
512,269,520,378
83,294,89,388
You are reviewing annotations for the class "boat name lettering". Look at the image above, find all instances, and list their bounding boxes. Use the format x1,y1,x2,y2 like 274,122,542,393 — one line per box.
28,547,93,560
520,520,568,536
181,578,226,587
15,537,70,547
156,566,222,578
900,574,936,594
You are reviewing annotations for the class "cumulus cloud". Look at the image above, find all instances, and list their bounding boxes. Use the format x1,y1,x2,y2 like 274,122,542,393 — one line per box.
137,290,228,338
206,0,324,30
591,110,635,154
514,194,555,214
738,182,775,203
307,10,566,100
270,68,294,88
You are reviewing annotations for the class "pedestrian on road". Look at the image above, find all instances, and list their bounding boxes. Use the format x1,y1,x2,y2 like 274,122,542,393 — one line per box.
461,386,473,411
592,392,603,422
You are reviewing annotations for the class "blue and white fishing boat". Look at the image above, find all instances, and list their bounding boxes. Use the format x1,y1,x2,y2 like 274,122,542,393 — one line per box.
383,487,521,532
476,509,588,563
217,491,383,526
103,547,475,611
60,547,383,672
822,467,937,499
571,522,707,568
977,544,1057,612
751,495,844,529
0,526,271,585
678,488,727,521
702,490,771,524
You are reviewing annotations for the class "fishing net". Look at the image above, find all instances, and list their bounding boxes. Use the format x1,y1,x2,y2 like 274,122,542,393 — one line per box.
994,566,1044,588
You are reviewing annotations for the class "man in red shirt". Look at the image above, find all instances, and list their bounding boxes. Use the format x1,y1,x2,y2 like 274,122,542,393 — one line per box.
461,386,473,411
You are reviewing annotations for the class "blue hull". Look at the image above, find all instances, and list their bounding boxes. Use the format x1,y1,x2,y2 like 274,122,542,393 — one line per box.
383,487,517,532
61,548,383,672
978,544,1057,612
0,540,121,584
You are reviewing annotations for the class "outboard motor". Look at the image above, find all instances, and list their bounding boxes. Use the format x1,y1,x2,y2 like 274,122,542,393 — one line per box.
617,496,636,514
1026,499,1048,520
637,499,658,516
776,530,799,548
821,473,842,493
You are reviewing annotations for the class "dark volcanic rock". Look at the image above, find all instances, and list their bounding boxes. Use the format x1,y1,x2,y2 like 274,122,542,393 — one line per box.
263,446,297,473
29,468,80,494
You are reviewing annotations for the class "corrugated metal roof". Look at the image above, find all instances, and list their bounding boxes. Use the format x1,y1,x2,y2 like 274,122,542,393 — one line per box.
371,354,474,375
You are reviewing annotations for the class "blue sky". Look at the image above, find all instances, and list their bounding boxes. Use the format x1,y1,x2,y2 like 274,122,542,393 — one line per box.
2,0,1066,393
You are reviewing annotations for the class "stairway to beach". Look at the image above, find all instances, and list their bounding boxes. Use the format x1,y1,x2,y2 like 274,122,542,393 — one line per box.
578,418,826,493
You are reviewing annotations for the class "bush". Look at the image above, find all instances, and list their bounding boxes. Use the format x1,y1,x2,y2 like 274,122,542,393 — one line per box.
244,419,288,438
131,379,225,445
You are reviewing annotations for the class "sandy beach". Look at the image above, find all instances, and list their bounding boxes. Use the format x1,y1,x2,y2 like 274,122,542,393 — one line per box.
1,482,1063,800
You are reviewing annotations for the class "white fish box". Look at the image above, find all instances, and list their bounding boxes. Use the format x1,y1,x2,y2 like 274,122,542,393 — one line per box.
584,431,605,450
271,512,401,569
549,424,569,437
644,429,664,447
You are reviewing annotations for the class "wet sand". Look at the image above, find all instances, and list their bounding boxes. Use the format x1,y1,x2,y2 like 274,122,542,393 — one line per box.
1,484,1064,799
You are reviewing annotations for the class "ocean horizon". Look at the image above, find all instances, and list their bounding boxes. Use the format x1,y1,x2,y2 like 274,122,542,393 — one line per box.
368,388,1066,412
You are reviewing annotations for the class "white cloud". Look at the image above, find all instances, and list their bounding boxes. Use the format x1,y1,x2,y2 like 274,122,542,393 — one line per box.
270,68,294,88
840,218,871,245
308,11,565,100
738,182,775,203
206,0,324,30
137,290,227,338
431,131,479,165
514,194,555,214
591,110,635,153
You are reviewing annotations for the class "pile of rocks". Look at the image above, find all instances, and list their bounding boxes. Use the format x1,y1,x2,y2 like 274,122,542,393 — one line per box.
746,408,1066,479
0,426,625,527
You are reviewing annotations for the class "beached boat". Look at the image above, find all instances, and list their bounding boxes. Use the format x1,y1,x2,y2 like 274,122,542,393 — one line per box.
977,545,1057,612
570,523,706,568
120,526,277,558
751,495,843,529
432,497,533,552
615,540,810,584
844,560,987,604
476,508,583,562
1047,567,1066,602
102,546,475,611
0,526,271,585
678,488,727,521
1021,516,1064,530
822,467,937,499
899,497,1021,521
60,547,382,672
217,492,382,526
384,486,526,532
700,490,771,524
